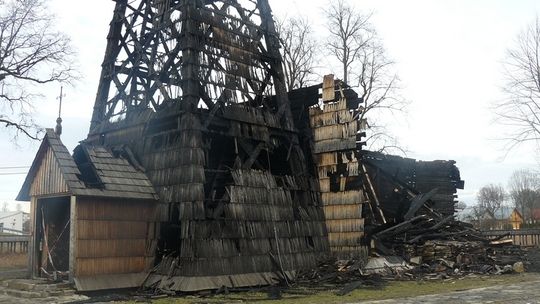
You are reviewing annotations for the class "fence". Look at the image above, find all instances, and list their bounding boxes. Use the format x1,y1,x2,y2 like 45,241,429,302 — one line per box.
482,229,540,247
0,235,29,254
0,227,27,236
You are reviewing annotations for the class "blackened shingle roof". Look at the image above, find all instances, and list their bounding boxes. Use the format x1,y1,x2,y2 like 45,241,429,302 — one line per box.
73,145,157,200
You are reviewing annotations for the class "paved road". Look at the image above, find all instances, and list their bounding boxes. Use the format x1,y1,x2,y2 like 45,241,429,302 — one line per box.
359,278,540,304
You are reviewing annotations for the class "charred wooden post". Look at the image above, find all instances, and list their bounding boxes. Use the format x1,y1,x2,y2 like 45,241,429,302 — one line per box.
90,0,127,129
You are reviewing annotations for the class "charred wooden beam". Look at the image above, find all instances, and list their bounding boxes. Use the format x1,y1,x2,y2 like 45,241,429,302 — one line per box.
360,163,386,225
404,188,438,220
90,0,127,130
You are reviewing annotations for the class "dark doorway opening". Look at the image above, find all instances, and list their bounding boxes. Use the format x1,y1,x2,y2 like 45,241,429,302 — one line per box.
35,197,70,277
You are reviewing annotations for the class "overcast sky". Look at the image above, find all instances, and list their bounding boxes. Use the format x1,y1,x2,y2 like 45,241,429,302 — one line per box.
1,0,540,212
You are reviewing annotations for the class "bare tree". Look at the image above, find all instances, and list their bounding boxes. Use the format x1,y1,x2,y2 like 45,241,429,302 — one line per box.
508,169,540,221
323,0,372,85
455,201,467,211
276,16,318,90
324,0,408,154
463,204,489,229
0,0,75,140
495,17,540,151
476,184,506,217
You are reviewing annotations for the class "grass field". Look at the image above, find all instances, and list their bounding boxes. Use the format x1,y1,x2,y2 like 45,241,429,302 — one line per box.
120,273,536,304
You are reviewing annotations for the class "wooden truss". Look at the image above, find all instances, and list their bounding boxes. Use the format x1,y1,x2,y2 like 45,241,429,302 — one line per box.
91,0,291,132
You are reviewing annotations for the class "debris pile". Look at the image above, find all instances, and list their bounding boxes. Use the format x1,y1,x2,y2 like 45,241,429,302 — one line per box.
294,208,528,290
295,258,367,285
295,238,526,293
369,202,527,277
294,257,388,297
406,240,526,278
371,214,486,255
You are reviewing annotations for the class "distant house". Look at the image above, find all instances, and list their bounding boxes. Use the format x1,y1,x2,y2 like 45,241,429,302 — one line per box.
532,209,540,223
474,207,523,230
514,208,540,225
508,208,524,229
0,211,30,234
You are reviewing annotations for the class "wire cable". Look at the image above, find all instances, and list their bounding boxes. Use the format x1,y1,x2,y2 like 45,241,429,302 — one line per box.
0,166,30,170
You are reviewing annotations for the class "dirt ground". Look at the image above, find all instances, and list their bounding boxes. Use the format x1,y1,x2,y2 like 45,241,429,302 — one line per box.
524,247,540,272
123,247,540,303
0,253,27,270
105,273,538,304
0,253,28,281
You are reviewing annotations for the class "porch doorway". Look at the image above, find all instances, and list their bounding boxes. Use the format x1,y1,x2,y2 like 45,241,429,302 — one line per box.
35,197,71,278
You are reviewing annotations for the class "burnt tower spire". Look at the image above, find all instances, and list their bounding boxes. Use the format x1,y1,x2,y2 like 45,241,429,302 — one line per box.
90,0,295,132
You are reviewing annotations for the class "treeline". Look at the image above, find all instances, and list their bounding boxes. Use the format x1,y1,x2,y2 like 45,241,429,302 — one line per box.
467,169,540,227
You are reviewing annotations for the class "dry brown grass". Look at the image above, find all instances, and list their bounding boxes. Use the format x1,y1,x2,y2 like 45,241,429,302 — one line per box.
0,253,28,269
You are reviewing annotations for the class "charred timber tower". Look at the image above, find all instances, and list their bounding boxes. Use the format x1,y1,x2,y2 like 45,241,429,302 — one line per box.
87,0,328,291
91,0,294,128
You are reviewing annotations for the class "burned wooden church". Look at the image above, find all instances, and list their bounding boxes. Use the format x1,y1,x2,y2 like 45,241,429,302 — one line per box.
17,0,463,292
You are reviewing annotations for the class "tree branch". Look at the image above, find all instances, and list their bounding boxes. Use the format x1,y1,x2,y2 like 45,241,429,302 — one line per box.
0,0,76,141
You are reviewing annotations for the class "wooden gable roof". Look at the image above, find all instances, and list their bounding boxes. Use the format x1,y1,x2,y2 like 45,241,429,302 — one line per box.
17,129,84,201
17,129,158,201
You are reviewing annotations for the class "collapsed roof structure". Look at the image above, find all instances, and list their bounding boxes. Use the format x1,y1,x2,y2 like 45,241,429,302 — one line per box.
18,0,463,292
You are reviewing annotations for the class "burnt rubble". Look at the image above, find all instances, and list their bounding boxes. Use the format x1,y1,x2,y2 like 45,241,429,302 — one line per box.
294,213,528,295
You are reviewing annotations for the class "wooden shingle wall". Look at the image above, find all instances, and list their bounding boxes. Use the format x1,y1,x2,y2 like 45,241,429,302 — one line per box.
138,110,329,291
309,79,367,258
149,169,326,276
75,197,157,277
143,112,206,222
